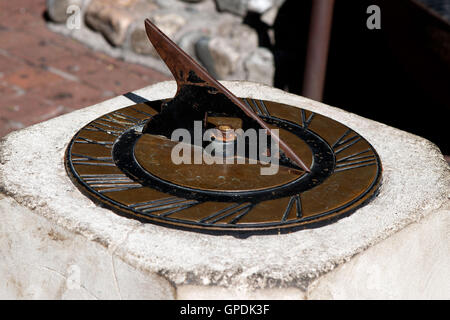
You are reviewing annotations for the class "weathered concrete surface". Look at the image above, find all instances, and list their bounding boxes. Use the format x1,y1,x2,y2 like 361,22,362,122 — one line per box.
308,206,449,299
0,195,175,299
0,81,448,299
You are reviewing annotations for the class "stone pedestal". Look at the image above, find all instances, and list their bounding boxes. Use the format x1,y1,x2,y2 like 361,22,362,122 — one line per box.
0,81,448,299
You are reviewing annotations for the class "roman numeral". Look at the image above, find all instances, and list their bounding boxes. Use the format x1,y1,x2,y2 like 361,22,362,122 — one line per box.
332,129,362,154
244,99,271,117
84,123,121,137
101,114,134,127
74,137,114,148
111,111,141,124
72,153,115,166
301,110,315,129
91,120,124,132
244,98,262,115
130,107,154,118
281,195,302,221
83,111,143,137
199,203,253,224
128,197,199,217
80,174,142,193
257,100,270,116
332,130,377,172
335,149,377,172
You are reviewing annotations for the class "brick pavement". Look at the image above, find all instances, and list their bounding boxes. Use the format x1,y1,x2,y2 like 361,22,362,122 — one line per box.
0,0,169,138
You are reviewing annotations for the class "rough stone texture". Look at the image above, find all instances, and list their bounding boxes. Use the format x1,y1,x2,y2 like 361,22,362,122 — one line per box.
178,31,208,61
244,47,275,86
216,22,259,55
215,0,283,16
261,3,280,26
46,0,85,23
152,12,186,34
85,0,136,46
195,37,220,78
195,23,259,79
308,207,450,299
0,196,175,299
247,0,274,14
46,0,275,85
154,0,186,10
130,25,156,56
215,0,249,16
0,81,448,299
130,12,187,56
181,0,207,3
196,37,240,78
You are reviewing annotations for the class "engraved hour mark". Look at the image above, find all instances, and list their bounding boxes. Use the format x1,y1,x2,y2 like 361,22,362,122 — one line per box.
80,174,141,193
102,114,135,127
332,129,377,172
91,120,124,132
129,197,199,217
258,100,270,116
301,110,315,129
244,99,271,117
84,123,121,137
200,203,253,224
74,137,114,148
281,195,302,221
130,107,154,118
244,98,262,115
332,129,362,154
335,149,377,172
83,111,143,137
111,111,141,124
72,154,115,166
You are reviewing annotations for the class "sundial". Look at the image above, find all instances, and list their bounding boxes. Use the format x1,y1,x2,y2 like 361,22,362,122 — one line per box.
65,20,382,236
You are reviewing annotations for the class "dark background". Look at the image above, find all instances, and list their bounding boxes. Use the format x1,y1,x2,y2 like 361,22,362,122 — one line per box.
246,0,449,154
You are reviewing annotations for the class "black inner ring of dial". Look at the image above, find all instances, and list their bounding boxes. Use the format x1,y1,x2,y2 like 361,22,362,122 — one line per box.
113,116,335,203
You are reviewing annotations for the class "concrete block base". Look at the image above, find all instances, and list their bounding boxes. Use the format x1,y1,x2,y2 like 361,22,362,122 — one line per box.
0,81,448,299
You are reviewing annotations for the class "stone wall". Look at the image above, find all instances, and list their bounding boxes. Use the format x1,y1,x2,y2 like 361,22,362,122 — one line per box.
46,0,284,85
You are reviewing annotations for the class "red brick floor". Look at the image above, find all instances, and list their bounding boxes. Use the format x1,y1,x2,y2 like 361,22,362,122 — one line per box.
0,0,169,138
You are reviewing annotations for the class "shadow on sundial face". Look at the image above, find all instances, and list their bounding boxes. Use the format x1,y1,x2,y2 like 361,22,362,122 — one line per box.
133,126,312,192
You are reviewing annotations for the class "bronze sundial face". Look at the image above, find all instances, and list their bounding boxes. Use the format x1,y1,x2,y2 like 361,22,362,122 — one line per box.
65,20,382,236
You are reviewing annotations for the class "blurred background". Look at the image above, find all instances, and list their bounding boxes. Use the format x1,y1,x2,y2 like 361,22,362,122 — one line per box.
0,0,448,159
